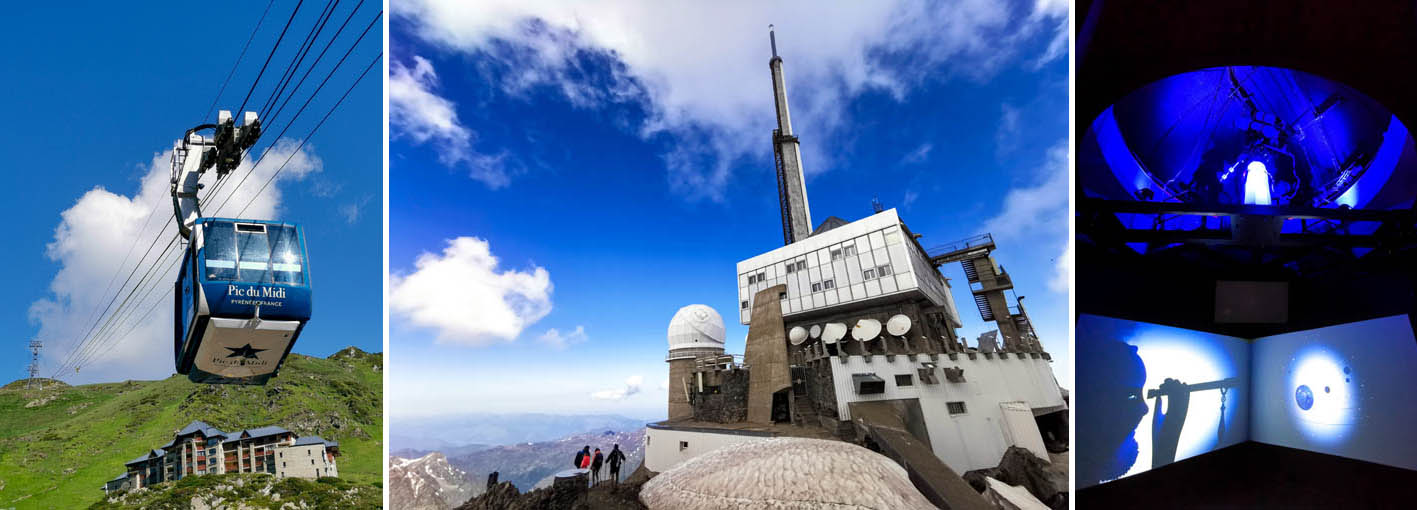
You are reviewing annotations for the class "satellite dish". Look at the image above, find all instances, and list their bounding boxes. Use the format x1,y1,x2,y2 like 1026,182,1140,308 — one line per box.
788,326,808,345
809,324,822,339
852,319,882,342
886,314,912,336
821,323,848,344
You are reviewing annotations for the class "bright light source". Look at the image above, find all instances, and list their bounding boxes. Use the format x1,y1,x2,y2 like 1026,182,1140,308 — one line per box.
1244,160,1272,205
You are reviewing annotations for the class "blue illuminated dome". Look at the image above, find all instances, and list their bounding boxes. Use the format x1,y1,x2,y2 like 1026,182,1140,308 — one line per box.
1081,66,1415,210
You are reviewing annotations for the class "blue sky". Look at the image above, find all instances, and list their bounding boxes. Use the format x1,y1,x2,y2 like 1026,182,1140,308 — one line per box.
0,2,383,384
387,0,1071,421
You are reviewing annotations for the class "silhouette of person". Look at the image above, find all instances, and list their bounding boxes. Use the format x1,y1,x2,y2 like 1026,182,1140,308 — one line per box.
590,448,604,485
1077,336,1148,486
607,444,626,484
1151,378,1191,469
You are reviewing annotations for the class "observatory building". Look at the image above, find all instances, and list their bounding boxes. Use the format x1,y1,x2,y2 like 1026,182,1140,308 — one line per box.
643,28,1068,508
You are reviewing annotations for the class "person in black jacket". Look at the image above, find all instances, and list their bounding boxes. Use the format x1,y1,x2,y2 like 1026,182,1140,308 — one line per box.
590,448,605,484
573,445,590,469
606,444,627,483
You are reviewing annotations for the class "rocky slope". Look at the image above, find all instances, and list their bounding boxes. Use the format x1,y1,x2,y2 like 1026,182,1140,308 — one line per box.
89,473,379,510
389,452,479,510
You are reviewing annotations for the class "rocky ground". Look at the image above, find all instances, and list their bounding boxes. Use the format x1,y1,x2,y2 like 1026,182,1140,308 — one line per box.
454,466,652,510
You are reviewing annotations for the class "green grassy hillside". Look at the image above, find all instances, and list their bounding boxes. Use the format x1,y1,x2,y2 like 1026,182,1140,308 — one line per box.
0,347,382,509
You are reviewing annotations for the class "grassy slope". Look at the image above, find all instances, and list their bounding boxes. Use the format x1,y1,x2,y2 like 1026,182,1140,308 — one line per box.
0,347,382,509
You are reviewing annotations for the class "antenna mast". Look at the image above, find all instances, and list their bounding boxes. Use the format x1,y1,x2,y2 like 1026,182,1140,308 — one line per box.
27,339,42,389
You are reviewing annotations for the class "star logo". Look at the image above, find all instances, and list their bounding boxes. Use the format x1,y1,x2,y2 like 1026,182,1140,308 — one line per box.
225,344,267,360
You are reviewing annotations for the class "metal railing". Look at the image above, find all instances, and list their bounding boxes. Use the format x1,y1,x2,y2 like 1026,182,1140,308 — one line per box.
926,233,994,259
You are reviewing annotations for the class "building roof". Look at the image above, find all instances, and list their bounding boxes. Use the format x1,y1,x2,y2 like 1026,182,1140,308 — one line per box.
292,435,338,448
810,216,850,237
176,420,227,439
224,425,290,442
108,473,129,483
124,449,166,466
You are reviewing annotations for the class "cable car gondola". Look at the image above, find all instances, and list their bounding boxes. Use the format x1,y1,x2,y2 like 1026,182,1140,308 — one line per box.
169,110,312,385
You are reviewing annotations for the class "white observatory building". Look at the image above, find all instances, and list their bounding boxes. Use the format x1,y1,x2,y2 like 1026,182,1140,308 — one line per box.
666,305,727,418
643,28,1067,507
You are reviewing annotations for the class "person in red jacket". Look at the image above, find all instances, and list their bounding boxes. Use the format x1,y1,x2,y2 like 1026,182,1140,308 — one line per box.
573,445,590,469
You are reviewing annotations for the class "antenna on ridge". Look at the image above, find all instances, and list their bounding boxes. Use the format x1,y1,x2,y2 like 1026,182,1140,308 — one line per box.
769,24,778,58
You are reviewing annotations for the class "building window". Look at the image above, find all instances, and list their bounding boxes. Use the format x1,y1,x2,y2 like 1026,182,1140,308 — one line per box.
843,245,857,257
757,272,765,282
863,268,876,280
811,282,821,292
895,374,913,386
947,401,967,415
778,291,787,300
785,263,794,274
679,441,689,451
796,260,807,271
878,265,892,277
747,274,756,284
830,249,842,261
741,300,749,309
823,279,835,290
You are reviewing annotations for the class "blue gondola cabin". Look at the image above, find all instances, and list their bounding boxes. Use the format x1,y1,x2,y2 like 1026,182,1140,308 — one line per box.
174,218,312,384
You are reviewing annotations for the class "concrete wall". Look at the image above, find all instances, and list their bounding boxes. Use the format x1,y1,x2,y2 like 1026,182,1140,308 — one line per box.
644,427,771,473
275,444,337,479
827,353,1064,473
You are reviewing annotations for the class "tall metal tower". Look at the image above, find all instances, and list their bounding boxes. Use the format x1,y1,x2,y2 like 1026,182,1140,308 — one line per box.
26,339,42,389
768,25,814,245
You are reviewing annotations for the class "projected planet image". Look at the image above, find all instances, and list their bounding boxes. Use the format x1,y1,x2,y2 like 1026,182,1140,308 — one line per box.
1295,385,1314,410
1288,347,1360,443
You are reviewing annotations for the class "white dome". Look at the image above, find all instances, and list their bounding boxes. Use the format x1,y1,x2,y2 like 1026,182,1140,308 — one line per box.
668,304,726,352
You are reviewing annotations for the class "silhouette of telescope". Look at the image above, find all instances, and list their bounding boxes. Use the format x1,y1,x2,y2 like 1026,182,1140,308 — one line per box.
1146,377,1239,399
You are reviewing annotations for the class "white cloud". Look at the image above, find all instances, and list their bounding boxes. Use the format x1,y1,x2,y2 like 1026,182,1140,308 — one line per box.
538,325,587,349
591,375,645,401
996,103,1022,158
393,0,1067,200
390,55,512,188
981,140,1069,293
339,194,374,224
30,141,320,383
659,378,670,391
902,190,919,209
901,143,933,165
390,236,553,346
1051,237,1073,294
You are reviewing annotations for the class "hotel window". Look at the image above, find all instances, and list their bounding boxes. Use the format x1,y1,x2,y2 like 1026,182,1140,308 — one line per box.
830,249,842,261
747,274,756,284
863,268,876,280
756,272,765,283
811,282,821,292
878,265,892,277
947,401,967,415
895,374,913,386
741,300,749,309
795,260,806,271
823,279,835,290
843,245,857,257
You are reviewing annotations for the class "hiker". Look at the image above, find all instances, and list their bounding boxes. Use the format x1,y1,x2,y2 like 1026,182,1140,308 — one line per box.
607,444,627,483
580,446,592,469
574,445,590,469
591,448,605,484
